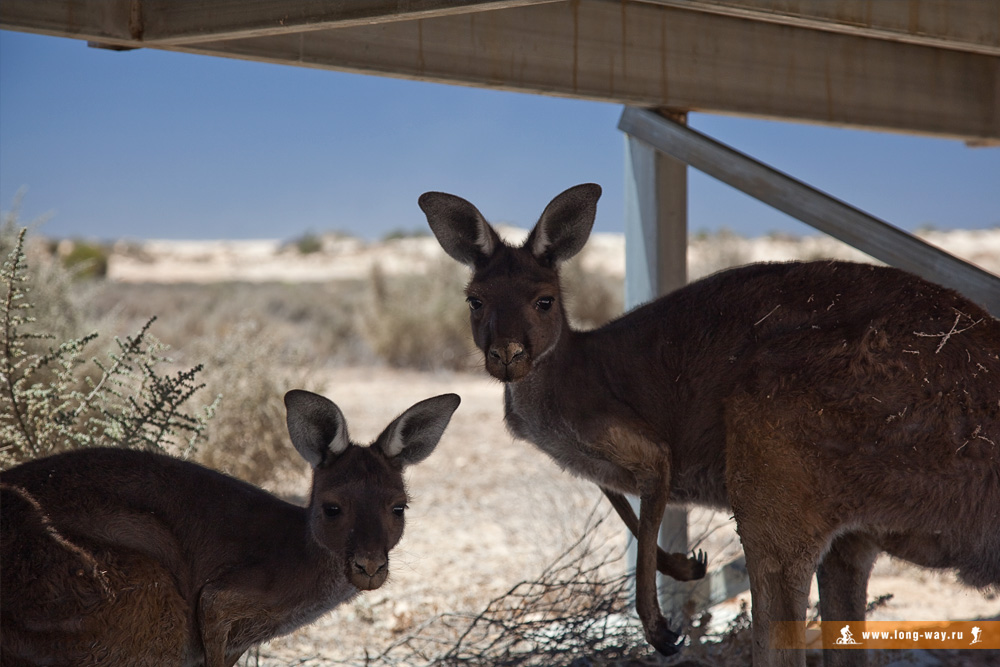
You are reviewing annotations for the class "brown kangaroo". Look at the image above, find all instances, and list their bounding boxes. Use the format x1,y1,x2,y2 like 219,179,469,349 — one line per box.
1,389,460,667
420,183,1000,666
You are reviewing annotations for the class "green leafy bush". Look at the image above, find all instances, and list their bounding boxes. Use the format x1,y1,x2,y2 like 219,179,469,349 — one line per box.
294,232,323,255
381,228,430,242
60,240,109,279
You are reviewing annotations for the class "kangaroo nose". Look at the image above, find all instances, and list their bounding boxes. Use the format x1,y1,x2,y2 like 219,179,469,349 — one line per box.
353,555,387,578
489,342,525,366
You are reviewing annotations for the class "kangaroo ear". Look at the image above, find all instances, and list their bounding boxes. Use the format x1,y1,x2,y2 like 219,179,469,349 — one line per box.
284,390,350,468
376,394,461,467
526,183,601,265
419,192,502,267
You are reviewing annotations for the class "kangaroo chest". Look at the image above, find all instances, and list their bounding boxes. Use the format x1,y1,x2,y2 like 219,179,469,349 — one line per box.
503,383,666,497
201,556,356,658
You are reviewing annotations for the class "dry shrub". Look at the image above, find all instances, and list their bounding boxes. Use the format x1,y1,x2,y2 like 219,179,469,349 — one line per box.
78,280,368,486
313,507,751,667
190,320,311,487
85,281,372,368
4,254,329,484
1,225,212,468
362,260,478,371
361,251,623,371
1,207,81,347
326,508,648,667
561,252,625,330
688,230,751,281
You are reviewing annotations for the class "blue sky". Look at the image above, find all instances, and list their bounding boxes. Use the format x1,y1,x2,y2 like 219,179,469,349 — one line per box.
2,29,998,242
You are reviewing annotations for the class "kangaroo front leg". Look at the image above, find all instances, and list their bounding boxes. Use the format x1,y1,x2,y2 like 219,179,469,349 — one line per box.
601,487,707,581
636,483,683,655
198,586,246,667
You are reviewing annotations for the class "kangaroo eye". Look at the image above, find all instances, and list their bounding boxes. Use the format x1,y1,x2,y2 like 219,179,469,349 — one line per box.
536,297,554,311
323,504,341,518
393,505,407,517
467,297,483,311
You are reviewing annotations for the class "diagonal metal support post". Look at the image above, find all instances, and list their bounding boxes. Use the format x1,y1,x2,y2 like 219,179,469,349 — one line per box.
618,106,1000,317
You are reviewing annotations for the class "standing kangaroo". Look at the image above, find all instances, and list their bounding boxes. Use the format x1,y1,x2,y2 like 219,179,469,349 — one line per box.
1,389,460,667
420,183,1000,667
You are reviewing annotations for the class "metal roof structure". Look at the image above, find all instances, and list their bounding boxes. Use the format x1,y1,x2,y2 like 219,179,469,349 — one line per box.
3,1,998,143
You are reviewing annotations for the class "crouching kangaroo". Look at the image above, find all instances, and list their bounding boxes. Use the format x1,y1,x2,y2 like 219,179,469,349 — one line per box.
1,389,460,667
420,183,1000,667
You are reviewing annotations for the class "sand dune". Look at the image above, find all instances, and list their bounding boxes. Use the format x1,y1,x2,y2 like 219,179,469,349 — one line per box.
105,228,1000,284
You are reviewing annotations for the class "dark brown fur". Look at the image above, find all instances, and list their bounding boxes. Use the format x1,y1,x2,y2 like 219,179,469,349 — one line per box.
1,390,459,667
421,183,1000,667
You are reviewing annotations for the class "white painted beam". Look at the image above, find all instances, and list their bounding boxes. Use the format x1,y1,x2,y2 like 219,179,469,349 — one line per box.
624,130,688,305
624,115,692,616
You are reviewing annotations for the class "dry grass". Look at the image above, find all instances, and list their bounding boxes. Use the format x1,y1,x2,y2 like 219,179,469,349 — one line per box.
82,280,374,368
187,320,311,486
561,251,625,330
79,280,367,481
363,260,478,371
337,508,653,667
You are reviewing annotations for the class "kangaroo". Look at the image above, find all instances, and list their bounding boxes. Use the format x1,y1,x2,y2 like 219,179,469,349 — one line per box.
420,183,1000,667
1,389,461,667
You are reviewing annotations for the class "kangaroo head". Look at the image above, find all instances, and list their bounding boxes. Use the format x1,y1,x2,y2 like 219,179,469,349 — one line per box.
284,390,460,590
420,184,602,382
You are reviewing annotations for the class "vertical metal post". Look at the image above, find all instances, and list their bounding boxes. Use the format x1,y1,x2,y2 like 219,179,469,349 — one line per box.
623,110,689,617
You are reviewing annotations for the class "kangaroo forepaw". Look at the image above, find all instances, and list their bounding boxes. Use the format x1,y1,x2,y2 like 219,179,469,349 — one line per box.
690,549,708,580
644,616,683,656
657,548,708,581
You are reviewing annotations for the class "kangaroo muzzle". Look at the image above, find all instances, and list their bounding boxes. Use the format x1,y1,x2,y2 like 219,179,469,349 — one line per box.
486,340,530,382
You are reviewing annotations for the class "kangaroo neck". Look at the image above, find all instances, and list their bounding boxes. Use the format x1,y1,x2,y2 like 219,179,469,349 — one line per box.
228,515,354,627
504,326,586,414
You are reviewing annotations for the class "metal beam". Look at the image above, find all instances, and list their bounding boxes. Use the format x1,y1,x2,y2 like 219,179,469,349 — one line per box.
161,0,1000,142
0,0,560,46
4,1,998,140
618,106,1000,316
0,0,137,43
139,0,562,45
639,0,1000,56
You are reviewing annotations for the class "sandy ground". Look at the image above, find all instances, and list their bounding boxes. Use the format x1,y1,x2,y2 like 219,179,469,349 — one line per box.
257,367,623,663
247,367,998,665
76,229,1000,663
